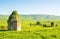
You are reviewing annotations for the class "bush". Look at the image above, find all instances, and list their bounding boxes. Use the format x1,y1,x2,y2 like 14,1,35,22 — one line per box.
51,22,54,27
36,21,40,25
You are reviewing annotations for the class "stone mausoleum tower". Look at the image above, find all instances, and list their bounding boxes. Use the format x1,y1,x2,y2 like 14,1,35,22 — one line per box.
7,10,21,31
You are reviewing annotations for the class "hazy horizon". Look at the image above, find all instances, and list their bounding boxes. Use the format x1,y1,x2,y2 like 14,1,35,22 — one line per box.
0,0,60,16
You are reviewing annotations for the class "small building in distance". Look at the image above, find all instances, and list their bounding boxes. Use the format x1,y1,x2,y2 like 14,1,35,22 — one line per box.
7,10,21,31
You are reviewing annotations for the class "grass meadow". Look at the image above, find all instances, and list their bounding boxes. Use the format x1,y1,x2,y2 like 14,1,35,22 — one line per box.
0,18,60,39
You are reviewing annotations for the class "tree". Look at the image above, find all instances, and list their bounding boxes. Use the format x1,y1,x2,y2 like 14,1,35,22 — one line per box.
36,21,40,25
51,22,54,27
56,24,57,27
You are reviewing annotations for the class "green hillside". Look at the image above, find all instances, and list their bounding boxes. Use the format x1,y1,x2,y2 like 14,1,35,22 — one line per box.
0,14,60,39
0,14,60,26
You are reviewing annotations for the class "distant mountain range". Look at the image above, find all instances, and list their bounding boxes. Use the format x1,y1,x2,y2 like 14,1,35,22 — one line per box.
0,14,60,21
20,14,60,21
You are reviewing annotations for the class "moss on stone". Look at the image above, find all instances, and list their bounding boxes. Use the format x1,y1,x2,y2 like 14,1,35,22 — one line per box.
8,10,19,20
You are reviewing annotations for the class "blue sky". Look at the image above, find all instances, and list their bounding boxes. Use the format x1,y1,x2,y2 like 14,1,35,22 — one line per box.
0,0,60,16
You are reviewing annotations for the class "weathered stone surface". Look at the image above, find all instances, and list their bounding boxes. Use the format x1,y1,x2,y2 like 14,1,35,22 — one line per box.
7,10,21,31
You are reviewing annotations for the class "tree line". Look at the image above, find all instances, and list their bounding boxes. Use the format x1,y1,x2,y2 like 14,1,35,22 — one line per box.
29,21,57,27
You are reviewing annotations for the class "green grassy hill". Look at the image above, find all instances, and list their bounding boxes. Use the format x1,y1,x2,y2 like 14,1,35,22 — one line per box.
0,14,60,39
